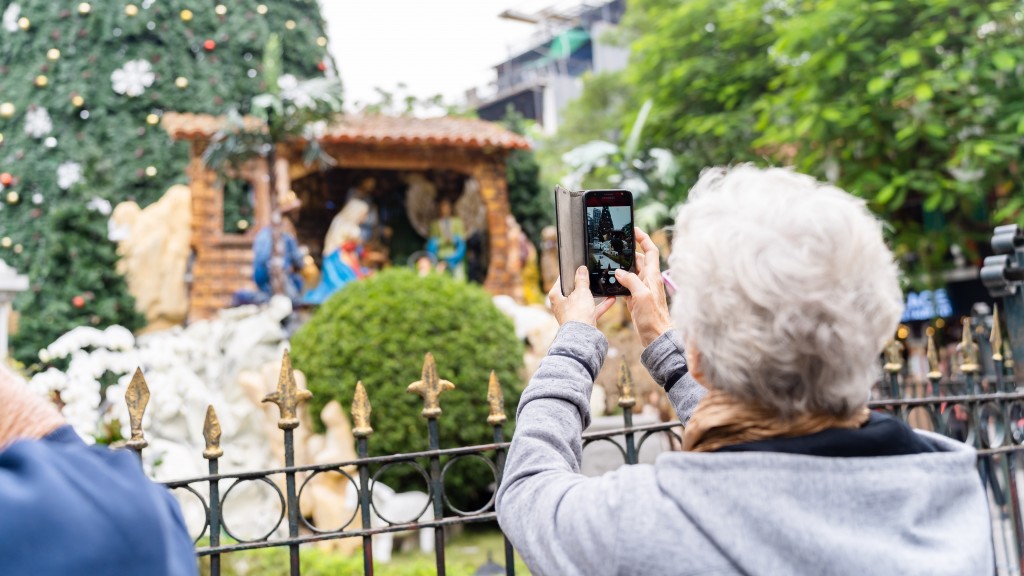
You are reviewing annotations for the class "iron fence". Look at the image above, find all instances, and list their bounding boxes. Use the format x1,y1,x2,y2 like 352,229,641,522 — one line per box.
112,224,1024,575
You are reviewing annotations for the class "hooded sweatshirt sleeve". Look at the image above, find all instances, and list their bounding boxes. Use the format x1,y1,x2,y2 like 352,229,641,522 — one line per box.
0,426,198,576
496,322,627,575
640,329,707,423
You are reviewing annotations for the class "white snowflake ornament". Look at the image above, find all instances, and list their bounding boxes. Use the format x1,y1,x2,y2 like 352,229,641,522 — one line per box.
57,161,83,190
32,193,44,205
87,196,112,215
111,59,155,97
2,4,20,33
24,106,53,138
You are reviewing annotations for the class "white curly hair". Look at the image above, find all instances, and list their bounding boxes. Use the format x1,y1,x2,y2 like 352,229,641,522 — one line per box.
668,165,903,418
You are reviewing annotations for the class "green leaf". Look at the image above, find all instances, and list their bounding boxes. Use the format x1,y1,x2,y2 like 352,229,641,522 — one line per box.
900,49,921,68
914,83,934,101
867,77,890,94
895,126,917,141
822,108,843,122
975,141,994,156
927,30,948,46
1016,116,1024,135
876,184,897,205
923,123,946,138
993,51,1016,72
827,53,847,76
924,192,943,212
795,115,815,136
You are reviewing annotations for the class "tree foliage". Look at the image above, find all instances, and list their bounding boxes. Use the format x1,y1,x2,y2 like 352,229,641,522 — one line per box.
290,269,524,507
558,0,1024,279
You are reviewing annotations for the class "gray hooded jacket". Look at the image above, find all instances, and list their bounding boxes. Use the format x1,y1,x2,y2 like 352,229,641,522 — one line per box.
495,322,994,575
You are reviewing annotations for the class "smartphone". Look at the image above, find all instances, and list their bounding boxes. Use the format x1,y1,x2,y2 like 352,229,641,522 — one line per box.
584,190,636,296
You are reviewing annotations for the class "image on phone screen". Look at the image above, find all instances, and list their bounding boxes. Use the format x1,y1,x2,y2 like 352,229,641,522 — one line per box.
585,199,635,296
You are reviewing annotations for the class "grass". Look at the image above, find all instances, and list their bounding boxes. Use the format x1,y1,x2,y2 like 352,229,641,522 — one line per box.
198,526,532,576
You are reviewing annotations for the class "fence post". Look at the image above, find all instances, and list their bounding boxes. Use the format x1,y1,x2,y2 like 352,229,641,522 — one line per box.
407,353,455,576
125,368,150,462
958,318,980,394
351,381,375,576
926,335,942,397
981,224,1024,383
203,405,224,576
992,307,1008,392
486,371,515,576
617,362,637,465
262,350,312,576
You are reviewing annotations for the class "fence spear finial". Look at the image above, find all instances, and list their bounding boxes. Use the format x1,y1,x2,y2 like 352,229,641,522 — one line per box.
617,361,636,409
958,317,980,374
263,349,312,430
486,371,506,426
351,381,373,437
926,334,942,380
203,405,223,459
407,352,455,419
992,306,1004,362
125,367,150,453
883,339,904,374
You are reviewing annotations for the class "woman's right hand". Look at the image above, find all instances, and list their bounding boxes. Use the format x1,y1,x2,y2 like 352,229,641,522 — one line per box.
614,227,673,347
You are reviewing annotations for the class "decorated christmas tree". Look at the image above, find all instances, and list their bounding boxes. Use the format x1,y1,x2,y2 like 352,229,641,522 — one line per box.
0,1,335,366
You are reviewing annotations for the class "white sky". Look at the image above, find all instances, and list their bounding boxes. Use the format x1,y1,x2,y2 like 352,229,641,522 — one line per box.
321,1,567,110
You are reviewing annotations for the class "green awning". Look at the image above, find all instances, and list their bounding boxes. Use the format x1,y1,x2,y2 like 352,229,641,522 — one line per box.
524,28,591,70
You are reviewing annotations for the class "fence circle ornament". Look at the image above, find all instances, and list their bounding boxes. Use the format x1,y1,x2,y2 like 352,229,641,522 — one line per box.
169,484,211,545
369,460,433,526
219,477,287,543
978,402,1007,449
297,468,361,533
440,454,500,516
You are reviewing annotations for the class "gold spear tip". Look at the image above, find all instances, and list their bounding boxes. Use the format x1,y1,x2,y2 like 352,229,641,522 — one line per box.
617,361,636,409
883,339,904,374
263,348,312,430
487,371,507,426
407,352,455,419
125,367,150,451
959,317,980,374
926,334,942,380
203,405,223,459
352,381,373,437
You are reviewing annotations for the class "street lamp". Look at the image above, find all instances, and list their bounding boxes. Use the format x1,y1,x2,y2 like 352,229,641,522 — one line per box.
0,259,28,361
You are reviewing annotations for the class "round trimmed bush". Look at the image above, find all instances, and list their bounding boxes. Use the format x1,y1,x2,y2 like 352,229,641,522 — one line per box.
291,268,524,506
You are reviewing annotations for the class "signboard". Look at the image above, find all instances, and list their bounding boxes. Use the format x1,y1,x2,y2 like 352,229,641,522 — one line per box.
901,289,953,322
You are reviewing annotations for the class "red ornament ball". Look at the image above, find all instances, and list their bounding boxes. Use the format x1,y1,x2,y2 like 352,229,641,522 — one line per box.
0,173,12,186
72,295,86,308
203,39,216,51
317,61,326,72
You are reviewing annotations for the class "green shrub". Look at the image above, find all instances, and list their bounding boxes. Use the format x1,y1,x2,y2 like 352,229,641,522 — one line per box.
291,269,524,506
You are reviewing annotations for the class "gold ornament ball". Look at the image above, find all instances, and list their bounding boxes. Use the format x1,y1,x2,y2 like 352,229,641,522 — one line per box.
78,2,91,15
0,238,11,249
146,113,160,125
47,48,61,61
6,191,19,205
71,95,85,107
285,19,296,30
237,219,250,231
0,102,15,118
175,76,189,89
34,75,48,88
180,9,193,22
145,166,157,177
256,4,268,15
18,17,30,30
215,4,227,15
316,36,328,47
125,4,138,16
13,244,23,254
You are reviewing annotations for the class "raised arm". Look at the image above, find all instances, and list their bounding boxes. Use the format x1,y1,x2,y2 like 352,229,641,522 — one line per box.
614,227,707,422
496,268,626,575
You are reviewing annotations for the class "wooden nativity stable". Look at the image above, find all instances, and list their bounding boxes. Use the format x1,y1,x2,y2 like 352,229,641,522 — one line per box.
162,112,531,321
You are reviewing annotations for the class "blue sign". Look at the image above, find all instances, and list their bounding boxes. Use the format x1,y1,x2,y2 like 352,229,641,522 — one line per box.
901,289,953,322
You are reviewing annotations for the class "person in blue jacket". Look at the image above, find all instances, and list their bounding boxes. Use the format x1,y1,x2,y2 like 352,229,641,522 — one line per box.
0,366,198,575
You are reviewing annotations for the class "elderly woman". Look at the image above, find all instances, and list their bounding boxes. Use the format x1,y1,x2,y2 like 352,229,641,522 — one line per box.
496,166,992,575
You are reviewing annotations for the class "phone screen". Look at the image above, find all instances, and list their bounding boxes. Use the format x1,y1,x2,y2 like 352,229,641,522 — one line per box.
584,190,635,296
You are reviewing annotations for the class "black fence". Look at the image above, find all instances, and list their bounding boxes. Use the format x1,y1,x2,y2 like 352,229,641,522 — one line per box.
115,224,1024,575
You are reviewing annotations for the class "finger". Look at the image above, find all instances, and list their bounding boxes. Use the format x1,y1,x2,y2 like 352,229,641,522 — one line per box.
595,296,616,320
635,228,661,278
549,277,566,304
635,250,646,273
573,265,590,293
614,269,648,296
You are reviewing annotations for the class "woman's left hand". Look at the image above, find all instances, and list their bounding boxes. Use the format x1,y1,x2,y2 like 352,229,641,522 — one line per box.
549,266,617,327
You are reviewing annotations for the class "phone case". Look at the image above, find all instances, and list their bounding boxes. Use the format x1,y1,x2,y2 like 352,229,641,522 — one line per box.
554,184,586,296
